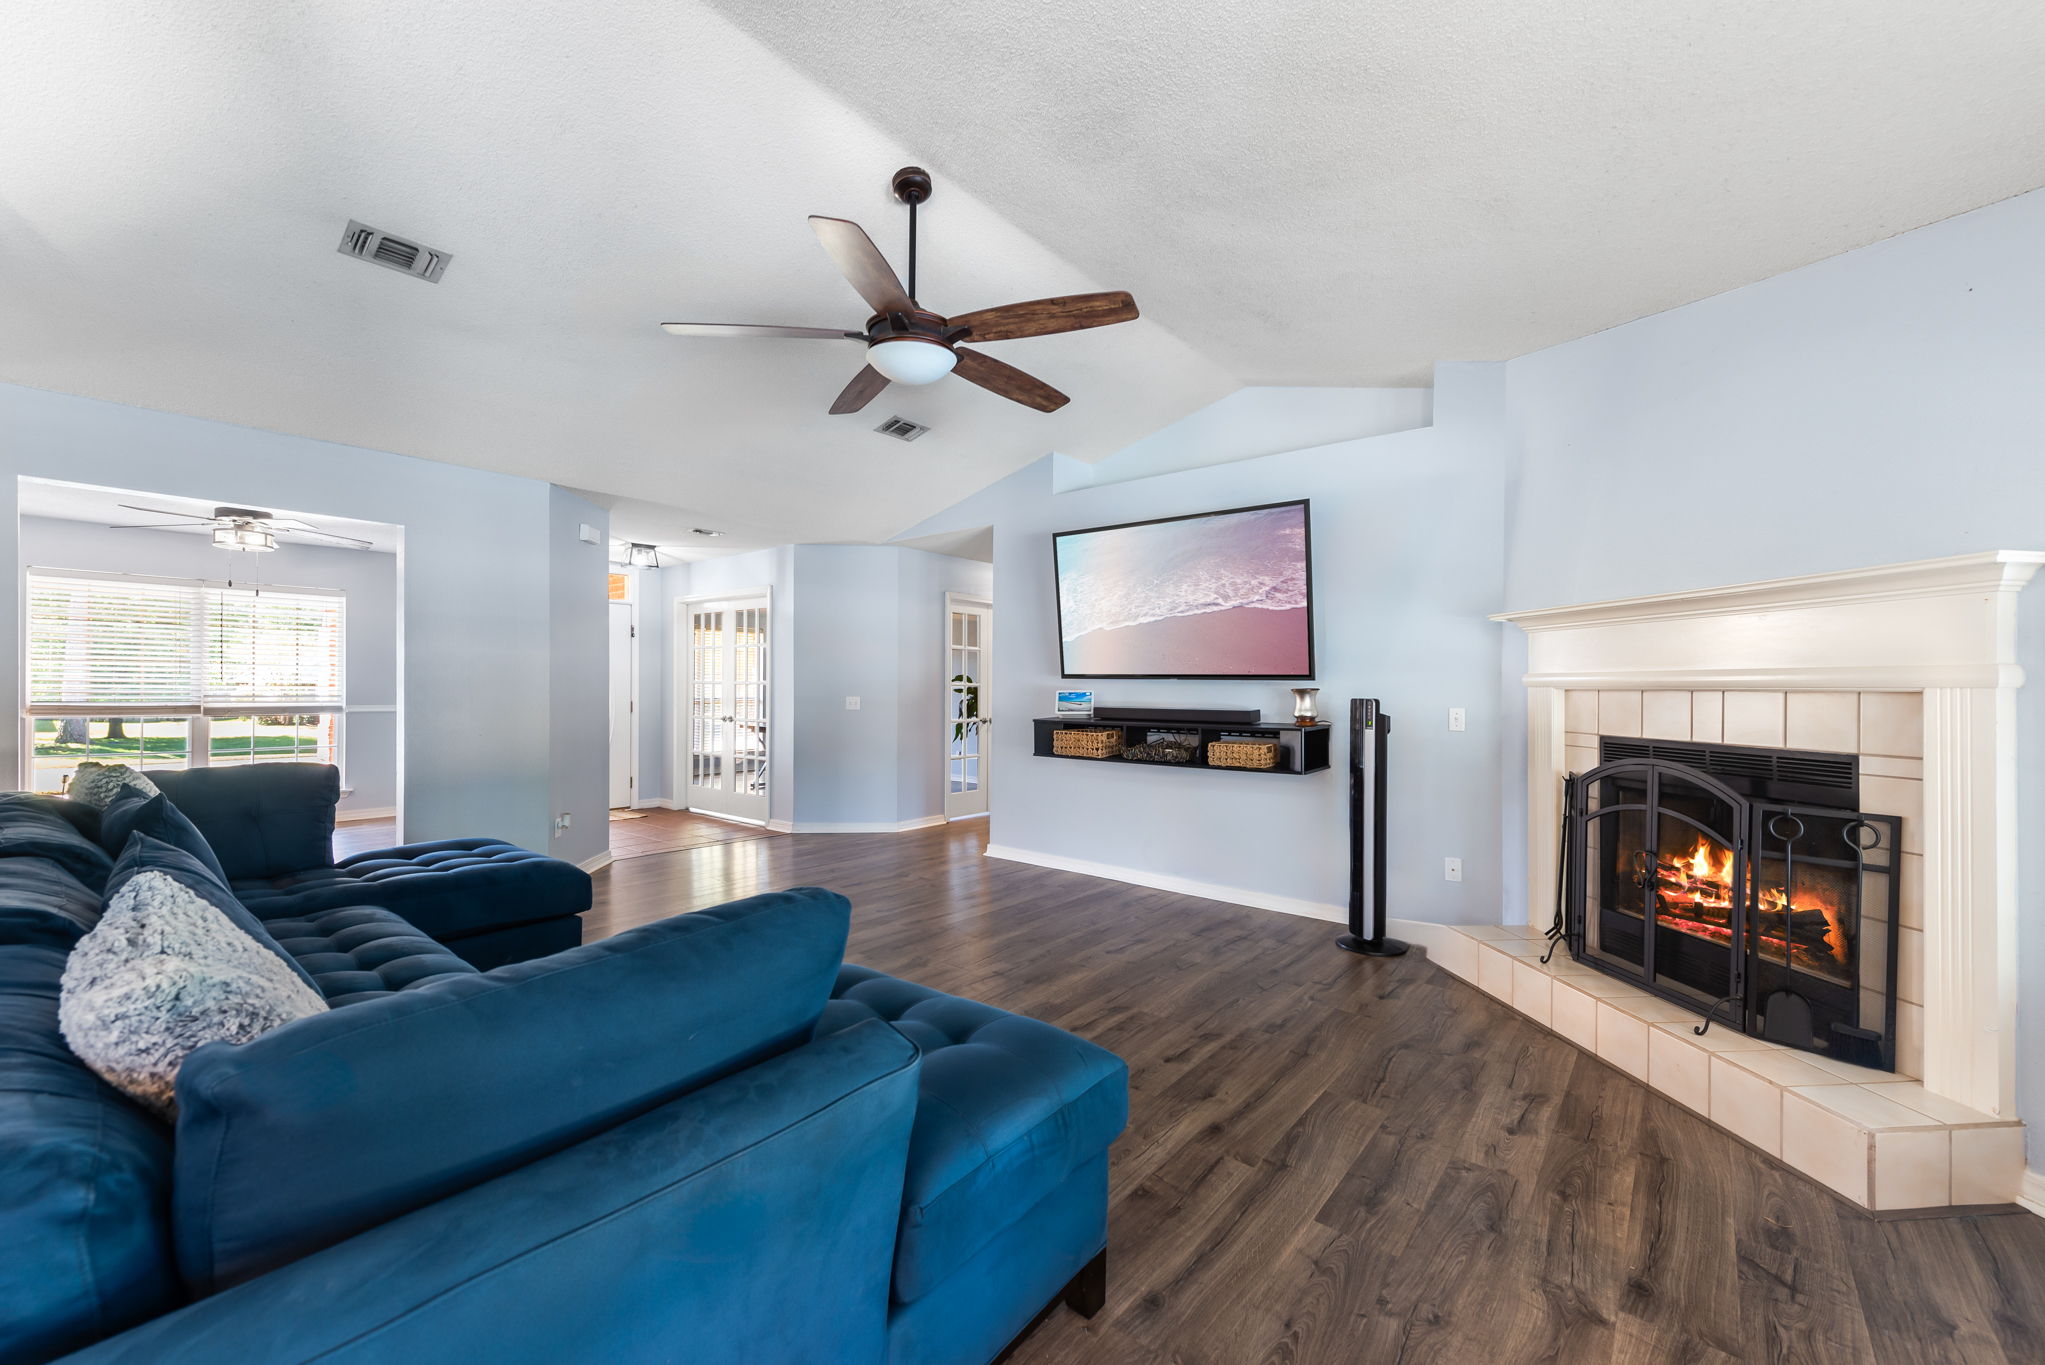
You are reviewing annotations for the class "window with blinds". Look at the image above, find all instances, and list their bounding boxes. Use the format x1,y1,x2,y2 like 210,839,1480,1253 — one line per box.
26,572,346,716
25,571,348,791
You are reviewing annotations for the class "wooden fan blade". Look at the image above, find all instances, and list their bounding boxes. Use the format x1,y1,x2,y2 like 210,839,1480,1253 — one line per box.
810,217,914,314
947,291,1137,342
660,322,863,339
830,365,891,415
952,348,1069,412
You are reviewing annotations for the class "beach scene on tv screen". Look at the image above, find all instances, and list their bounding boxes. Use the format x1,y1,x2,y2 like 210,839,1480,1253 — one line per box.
1056,503,1311,677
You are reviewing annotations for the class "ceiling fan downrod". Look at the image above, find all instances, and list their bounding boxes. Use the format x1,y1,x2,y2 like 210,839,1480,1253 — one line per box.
892,166,932,302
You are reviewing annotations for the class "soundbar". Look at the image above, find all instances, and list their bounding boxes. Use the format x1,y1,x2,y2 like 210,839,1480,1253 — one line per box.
1091,705,1261,725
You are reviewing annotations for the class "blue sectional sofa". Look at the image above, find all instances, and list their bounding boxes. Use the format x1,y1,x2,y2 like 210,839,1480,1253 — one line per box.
0,767,1128,1364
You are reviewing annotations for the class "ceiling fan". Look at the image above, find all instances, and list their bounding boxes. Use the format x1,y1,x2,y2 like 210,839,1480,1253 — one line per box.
661,166,1139,415
106,505,374,553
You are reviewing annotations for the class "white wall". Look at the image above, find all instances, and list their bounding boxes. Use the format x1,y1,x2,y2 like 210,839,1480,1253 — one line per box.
900,367,1512,922
0,382,606,855
1497,185,2045,1166
17,516,400,815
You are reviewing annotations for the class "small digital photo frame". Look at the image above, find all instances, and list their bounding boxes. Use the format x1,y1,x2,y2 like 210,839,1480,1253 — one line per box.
1055,690,1095,718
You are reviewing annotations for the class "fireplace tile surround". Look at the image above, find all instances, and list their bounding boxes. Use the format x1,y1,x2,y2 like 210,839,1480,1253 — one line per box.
1472,552,2045,1212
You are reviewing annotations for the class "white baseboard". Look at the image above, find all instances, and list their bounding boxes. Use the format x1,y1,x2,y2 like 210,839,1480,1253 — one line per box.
578,851,614,874
978,844,1459,959
337,807,397,822
982,843,1346,923
777,815,947,835
630,797,678,811
2019,1167,2045,1218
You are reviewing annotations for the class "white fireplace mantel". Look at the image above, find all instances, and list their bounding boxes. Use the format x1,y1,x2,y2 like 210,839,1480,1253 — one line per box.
1493,551,2045,1119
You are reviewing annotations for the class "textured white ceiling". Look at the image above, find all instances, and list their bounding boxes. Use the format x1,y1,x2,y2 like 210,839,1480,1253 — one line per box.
710,0,2045,385
0,1,1234,549
5,2,2042,550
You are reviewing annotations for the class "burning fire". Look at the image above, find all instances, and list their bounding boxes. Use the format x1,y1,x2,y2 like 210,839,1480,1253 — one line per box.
1649,833,1853,980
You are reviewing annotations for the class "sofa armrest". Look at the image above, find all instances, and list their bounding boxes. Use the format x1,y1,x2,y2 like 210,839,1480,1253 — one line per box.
60,1020,919,1365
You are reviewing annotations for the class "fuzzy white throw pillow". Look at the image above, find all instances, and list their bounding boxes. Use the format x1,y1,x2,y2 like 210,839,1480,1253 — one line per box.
67,760,161,810
59,870,328,1118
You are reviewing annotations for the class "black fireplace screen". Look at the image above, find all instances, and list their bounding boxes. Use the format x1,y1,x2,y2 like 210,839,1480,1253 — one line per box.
1561,757,1902,1071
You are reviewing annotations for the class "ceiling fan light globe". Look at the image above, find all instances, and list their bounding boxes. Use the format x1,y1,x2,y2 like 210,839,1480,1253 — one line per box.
213,525,276,552
866,337,957,386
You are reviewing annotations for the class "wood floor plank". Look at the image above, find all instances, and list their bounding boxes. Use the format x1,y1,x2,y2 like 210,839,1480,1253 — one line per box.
583,822,2045,1364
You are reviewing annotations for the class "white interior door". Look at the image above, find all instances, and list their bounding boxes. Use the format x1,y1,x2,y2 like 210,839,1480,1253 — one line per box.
684,596,770,823
945,598,991,818
607,601,635,808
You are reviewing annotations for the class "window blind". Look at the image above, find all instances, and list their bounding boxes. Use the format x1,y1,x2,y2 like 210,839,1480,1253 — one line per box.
26,572,345,717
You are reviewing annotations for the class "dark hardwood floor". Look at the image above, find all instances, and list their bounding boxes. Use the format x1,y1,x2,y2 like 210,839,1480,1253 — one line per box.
587,820,2045,1365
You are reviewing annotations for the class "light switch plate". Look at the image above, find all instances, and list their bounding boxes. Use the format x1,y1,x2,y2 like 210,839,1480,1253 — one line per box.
845,696,861,710
1448,707,1466,732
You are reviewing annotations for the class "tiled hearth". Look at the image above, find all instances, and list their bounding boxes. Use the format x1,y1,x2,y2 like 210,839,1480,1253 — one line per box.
1429,924,2021,1211
1482,552,2045,1213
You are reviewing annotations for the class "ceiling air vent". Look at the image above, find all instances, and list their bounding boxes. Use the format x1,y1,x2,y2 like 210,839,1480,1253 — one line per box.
338,220,452,283
874,416,931,442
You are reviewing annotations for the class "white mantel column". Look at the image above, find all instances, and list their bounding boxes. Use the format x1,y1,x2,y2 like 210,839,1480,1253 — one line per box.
1920,686,2018,1115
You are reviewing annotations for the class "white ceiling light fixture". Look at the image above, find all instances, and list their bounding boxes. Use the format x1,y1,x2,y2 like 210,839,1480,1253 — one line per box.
213,522,277,553
864,336,958,385
692,528,725,538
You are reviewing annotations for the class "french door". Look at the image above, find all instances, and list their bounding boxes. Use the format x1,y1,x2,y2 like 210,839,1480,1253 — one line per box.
683,596,769,823
945,597,991,818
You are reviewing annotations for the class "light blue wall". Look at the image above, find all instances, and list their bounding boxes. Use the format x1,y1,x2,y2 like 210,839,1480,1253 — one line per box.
900,365,1512,921
790,546,905,827
1498,184,2045,1163
17,517,400,815
0,381,603,855
548,487,609,866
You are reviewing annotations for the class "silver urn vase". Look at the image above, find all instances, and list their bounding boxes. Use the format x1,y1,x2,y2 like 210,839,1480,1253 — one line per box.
1290,687,1321,726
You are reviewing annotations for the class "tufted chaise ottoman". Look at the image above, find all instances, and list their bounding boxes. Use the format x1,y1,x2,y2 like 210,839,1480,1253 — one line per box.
818,964,1129,1365
229,838,590,968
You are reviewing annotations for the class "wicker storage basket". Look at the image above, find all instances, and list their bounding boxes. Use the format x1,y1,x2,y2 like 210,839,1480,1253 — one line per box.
1052,727,1125,758
1208,739,1279,770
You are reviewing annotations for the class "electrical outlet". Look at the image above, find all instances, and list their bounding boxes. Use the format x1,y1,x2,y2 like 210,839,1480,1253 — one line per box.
1443,856,1463,883
1447,707,1466,732
845,696,861,710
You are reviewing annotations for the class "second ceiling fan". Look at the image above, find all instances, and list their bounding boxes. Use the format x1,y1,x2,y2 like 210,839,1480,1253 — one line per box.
662,167,1138,415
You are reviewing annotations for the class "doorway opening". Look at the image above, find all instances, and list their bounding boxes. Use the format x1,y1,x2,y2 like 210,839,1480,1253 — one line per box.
945,594,991,819
678,592,770,825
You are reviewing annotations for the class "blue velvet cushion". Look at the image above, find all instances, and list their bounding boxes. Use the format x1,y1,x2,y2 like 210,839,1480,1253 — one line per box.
53,1022,920,1365
232,838,593,943
147,764,338,881
0,945,181,1365
819,965,1130,1304
0,793,115,892
172,886,855,1294
261,904,479,1007
0,856,105,951
99,789,229,883
107,834,322,996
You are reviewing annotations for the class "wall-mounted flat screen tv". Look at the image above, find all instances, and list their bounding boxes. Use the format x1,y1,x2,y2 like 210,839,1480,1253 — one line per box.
1053,499,1314,679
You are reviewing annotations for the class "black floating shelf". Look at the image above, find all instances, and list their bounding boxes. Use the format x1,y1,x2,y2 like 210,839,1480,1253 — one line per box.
1032,717,1331,776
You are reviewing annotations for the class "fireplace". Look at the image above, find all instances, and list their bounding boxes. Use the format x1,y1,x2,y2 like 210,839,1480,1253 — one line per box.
1562,737,1902,1071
